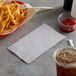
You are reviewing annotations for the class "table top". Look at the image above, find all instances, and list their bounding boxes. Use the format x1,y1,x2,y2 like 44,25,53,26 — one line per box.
0,1,76,76
18,0,64,7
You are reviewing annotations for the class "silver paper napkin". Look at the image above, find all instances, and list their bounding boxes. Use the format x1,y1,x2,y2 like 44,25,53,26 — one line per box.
8,23,65,64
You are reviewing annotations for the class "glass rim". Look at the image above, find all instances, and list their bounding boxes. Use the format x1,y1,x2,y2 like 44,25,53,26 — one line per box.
58,12,76,27
54,46,76,68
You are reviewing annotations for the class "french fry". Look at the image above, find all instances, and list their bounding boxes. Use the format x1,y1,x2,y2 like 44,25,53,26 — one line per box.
0,1,26,34
0,20,6,33
6,5,16,24
0,1,3,7
0,10,3,21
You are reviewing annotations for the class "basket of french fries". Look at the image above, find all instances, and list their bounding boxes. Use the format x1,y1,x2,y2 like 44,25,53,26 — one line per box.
0,0,39,38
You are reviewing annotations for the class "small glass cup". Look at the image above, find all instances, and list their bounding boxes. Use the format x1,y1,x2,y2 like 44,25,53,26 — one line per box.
58,12,76,32
54,47,76,76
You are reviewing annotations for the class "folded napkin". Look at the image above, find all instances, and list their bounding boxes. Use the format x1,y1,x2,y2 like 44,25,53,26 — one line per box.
8,23,65,64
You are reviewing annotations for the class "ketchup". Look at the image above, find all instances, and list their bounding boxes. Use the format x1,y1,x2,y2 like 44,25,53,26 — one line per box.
60,18,76,32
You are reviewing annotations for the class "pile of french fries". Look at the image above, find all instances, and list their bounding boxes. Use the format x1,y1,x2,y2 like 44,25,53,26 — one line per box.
0,1,27,34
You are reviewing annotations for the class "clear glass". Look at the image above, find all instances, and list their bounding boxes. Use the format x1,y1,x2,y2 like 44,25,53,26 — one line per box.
54,46,76,76
58,12,76,32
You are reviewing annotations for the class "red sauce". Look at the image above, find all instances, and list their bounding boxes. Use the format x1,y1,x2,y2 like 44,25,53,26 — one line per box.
60,18,76,32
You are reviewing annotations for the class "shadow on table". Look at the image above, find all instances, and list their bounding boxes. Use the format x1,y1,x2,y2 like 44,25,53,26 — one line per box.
30,7,67,35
